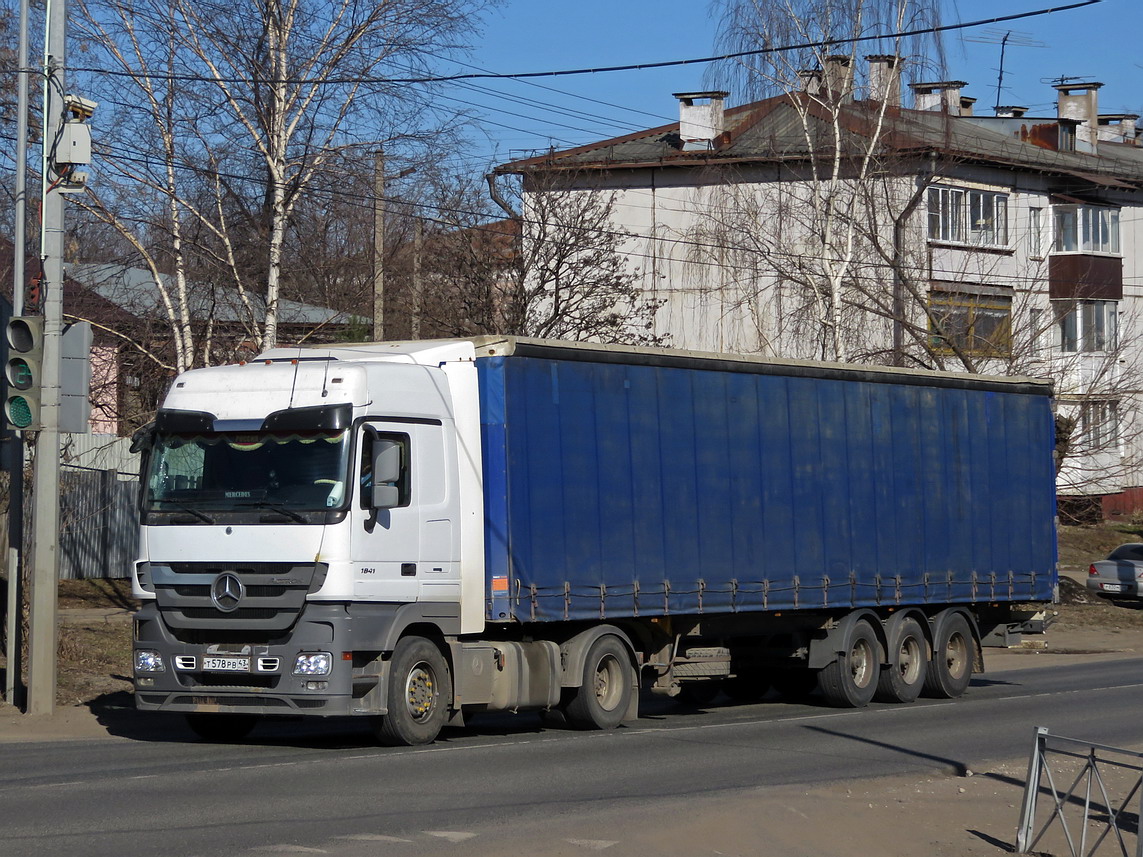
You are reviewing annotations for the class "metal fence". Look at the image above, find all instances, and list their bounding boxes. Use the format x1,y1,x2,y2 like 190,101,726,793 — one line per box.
1018,726,1143,857
59,466,139,580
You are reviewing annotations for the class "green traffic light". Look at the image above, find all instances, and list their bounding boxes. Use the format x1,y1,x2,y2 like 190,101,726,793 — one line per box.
6,396,34,429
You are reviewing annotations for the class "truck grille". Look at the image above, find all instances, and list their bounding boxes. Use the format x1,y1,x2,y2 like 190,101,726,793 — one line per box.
149,561,326,632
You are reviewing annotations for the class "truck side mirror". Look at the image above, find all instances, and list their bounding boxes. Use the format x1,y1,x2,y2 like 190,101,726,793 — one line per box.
372,438,401,509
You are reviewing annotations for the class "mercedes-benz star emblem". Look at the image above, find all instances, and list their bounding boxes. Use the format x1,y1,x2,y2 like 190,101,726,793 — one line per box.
210,573,244,613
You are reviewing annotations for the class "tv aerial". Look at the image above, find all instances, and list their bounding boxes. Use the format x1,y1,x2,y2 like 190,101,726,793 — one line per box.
964,29,1046,111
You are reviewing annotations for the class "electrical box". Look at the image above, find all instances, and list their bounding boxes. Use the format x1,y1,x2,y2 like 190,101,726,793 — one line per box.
57,122,92,166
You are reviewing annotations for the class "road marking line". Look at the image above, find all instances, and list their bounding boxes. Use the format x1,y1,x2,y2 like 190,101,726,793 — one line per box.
566,838,619,849
336,834,413,843
424,831,477,843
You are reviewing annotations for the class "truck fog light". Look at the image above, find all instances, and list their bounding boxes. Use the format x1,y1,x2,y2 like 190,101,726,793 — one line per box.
135,649,166,673
137,677,155,687
293,652,332,676
304,681,328,691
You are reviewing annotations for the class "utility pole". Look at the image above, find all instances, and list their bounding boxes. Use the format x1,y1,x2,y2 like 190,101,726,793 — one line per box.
411,217,423,340
372,148,385,341
26,0,67,716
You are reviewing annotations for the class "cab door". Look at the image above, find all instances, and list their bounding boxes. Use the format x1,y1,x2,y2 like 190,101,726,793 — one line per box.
350,419,460,603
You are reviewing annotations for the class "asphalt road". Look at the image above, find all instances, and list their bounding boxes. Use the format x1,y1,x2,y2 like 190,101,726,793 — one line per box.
3,658,1142,857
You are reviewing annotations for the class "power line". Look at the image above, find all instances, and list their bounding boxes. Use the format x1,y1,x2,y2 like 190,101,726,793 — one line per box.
67,1,1102,87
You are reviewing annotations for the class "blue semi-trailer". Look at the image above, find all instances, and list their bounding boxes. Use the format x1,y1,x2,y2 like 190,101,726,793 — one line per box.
131,337,1057,744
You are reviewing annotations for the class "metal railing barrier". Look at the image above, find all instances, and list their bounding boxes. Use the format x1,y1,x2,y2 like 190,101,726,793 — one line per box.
1017,726,1143,856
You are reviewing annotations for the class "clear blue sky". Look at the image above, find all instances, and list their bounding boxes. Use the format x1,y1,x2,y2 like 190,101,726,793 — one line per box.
443,0,1138,172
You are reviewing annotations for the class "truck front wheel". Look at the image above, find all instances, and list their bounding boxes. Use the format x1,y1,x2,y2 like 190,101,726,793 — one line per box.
374,636,451,746
565,636,633,730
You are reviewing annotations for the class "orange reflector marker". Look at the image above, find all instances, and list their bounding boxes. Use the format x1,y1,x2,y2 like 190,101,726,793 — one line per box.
342,652,353,661
491,576,509,593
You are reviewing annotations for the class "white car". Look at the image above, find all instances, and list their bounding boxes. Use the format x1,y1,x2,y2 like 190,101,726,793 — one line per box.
1087,543,1143,599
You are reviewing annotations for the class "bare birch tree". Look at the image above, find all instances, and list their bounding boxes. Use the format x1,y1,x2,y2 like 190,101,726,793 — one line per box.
702,0,943,363
73,0,492,366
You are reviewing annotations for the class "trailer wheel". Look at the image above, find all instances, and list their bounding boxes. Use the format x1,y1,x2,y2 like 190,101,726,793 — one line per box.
923,612,973,699
874,616,928,703
565,635,632,730
185,713,258,742
818,619,880,708
373,636,450,746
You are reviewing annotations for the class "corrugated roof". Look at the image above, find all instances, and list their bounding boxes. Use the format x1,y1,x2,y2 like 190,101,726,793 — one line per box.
67,263,365,326
497,93,1143,189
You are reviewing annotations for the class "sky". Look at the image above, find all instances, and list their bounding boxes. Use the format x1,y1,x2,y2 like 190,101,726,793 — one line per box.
439,0,1139,173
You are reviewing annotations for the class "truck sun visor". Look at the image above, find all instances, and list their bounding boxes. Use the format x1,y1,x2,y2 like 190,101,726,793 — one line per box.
154,409,215,432
262,403,352,432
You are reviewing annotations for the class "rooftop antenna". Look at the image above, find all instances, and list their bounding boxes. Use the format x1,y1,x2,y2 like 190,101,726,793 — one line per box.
964,29,1045,111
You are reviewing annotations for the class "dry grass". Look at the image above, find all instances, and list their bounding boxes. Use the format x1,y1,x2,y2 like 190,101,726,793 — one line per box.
57,622,133,707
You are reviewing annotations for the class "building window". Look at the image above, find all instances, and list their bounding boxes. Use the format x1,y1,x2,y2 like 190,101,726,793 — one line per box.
1029,207,1043,257
1081,401,1118,451
1053,204,1120,254
929,291,1012,356
1057,300,1118,353
928,187,1008,247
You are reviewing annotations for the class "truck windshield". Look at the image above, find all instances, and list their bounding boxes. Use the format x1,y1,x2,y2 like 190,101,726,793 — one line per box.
144,429,351,513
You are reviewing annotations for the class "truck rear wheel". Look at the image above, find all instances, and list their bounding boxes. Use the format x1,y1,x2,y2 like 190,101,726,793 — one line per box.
374,636,450,746
818,619,880,708
874,616,928,703
923,612,973,699
565,635,632,730
185,713,258,742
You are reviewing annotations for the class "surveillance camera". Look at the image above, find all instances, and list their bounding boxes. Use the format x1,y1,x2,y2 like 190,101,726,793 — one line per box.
64,94,98,119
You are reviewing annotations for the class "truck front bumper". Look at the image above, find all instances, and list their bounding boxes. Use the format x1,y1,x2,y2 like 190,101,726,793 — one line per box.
132,601,387,717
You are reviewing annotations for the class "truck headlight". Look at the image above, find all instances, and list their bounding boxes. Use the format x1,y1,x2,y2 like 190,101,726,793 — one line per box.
135,649,166,673
293,652,332,676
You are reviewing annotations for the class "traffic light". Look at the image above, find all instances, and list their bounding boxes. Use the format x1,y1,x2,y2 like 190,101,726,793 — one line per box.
5,316,44,430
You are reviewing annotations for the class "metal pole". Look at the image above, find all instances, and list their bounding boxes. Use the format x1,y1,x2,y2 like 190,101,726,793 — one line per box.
4,0,30,709
26,0,66,717
372,148,385,342
411,217,422,340
1016,726,1048,853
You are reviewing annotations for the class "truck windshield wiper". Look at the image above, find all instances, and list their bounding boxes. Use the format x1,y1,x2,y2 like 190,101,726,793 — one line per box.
241,501,306,523
168,503,214,524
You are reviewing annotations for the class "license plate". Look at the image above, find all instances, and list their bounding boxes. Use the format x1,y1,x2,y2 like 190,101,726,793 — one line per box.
1101,584,1125,593
202,656,250,672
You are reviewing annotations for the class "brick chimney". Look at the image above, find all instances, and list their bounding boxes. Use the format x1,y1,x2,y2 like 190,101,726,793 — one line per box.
798,68,823,96
866,55,901,106
1054,81,1102,153
1098,113,1139,145
674,91,729,151
823,55,854,101
910,81,967,113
